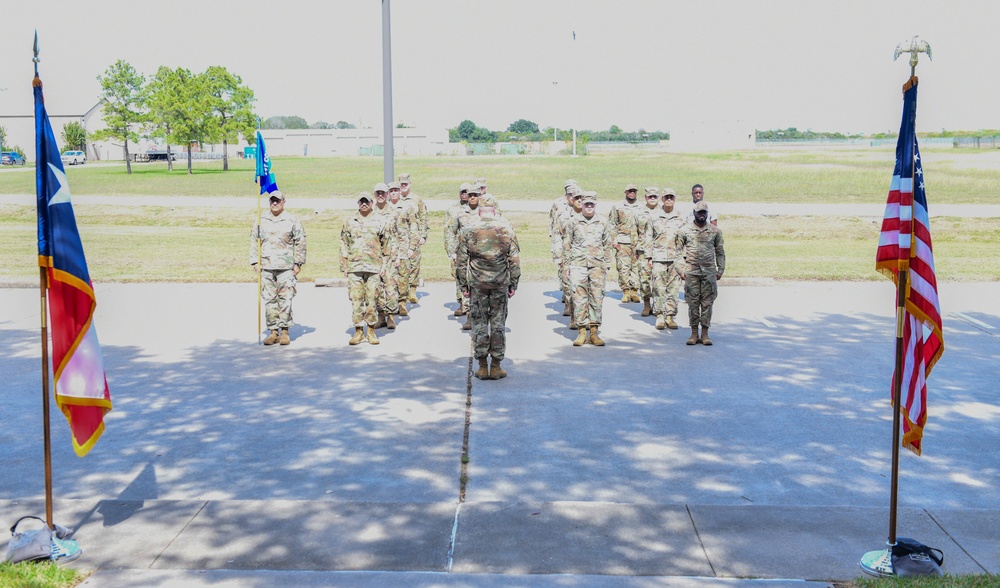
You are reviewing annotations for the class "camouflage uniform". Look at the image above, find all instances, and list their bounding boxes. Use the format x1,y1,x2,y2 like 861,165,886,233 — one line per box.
371,201,403,315
551,197,576,303
392,197,421,306
251,211,306,330
644,207,686,318
563,209,613,328
400,182,428,291
456,214,520,361
677,221,726,329
445,200,469,311
449,202,482,312
340,212,392,327
634,203,658,300
607,197,640,293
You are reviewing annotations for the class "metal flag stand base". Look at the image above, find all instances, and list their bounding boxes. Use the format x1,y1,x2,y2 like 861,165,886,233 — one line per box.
860,544,895,577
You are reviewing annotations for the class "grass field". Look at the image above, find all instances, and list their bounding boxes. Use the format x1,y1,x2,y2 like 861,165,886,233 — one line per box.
2,150,998,283
3,149,1000,204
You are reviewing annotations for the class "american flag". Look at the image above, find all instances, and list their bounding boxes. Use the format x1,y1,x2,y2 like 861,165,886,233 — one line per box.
875,76,944,456
36,74,112,456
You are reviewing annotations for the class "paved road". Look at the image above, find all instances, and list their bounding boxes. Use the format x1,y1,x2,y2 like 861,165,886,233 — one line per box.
1,282,997,585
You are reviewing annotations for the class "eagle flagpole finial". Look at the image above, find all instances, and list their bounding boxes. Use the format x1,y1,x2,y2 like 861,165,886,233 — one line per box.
894,35,932,74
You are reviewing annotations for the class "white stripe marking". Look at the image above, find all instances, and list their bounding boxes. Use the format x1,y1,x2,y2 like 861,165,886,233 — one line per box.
950,312,995,330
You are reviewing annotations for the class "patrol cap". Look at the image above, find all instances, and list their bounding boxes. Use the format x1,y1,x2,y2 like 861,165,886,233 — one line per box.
571,185,584,197
358,191,372,203
268,190,284,202
581,191,598,204
467,184,482,195
694,201,709,212
662,187,677,199
460,182,472,192
624,183,638,192
475,176,487,184
373,182,389,193
644,186,659,197
480,193,498,207
564,179,577,189
388,181,401,190
397,173,411,183
472,181,486,193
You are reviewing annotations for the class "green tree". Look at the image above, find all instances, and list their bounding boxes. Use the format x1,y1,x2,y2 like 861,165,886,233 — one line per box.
507,119,539,134
146,66,184,171
335,120,356,129
0,125,7,153
92,60,147,174
608,124,622,135
147,67,213,174
61,121,88,152
203,65,256,171
456,119,477,141
262,115,309,130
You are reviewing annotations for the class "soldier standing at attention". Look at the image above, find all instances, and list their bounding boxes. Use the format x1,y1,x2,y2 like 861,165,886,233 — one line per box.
389,181,420,316
557,185,584,325
456,205,520,380
677,201,726,345
563,191,613,347
341,192,392,346
451,185,483,330
370,185,402,330
445,183,472,317
635,186,660,316
608,184,641,305
550,181,577,315
644,188,685,330
398,173,428,303
251,190,306,346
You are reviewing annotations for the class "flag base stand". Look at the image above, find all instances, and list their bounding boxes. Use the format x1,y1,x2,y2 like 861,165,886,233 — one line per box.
860,545,895,577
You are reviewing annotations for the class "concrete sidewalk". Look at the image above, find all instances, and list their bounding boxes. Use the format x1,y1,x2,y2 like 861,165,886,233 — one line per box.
1,282,997,585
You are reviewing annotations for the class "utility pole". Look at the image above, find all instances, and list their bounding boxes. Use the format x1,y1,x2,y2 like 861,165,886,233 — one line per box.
381,0,394,183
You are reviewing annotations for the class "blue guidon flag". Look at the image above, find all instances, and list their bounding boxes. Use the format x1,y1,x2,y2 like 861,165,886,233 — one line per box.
255,130,278,194
875,76,944,456
35,74,112,457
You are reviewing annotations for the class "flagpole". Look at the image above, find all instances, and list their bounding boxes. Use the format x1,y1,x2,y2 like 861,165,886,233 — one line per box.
33,31,56,531
860,36,932,578
256,124,263,345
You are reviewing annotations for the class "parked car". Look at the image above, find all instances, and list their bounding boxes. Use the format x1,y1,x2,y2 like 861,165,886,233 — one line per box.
61,150,87,165
1,151,26,165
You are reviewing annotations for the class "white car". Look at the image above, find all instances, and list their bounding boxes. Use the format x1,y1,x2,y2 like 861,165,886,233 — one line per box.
61,151,86,165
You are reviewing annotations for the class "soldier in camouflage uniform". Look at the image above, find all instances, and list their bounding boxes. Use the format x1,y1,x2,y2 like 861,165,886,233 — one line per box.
563,191,613,346
398,173,428,303
251,190,307,346
677,201,726,346
549,180,576,310
456,205,520,380
634,186,660,317
340,193,393,346
644,188,685,331
445,183,472,316
389,182,421,316
554,185,583,323
449,185,484,330
608,184,641,304
370,184,402,330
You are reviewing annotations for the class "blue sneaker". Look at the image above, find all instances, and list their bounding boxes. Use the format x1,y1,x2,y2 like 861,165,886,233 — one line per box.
49,536,82,564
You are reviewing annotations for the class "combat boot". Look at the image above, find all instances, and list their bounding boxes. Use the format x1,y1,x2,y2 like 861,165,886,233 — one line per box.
641,297,652,317
398,302,408,316
349,327,364,346
489,358,507,380
655,314,666,330
462,315,472,331
373,313,387,329
633,290,643,303
568,302,576,329
700,327,712,346
573,327,588,346
686,326,700,345
589,326,606,346
665,315,678,330
263,330,279,346
366,326,380,345
454,305,466,316
386,314,396,330
474,357,489,379
408,285,418,303
621,289,632,304
279,328,291,345
562,301,572,316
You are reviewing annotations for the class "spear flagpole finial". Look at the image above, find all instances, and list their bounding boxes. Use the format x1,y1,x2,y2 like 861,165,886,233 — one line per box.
33,30,40,74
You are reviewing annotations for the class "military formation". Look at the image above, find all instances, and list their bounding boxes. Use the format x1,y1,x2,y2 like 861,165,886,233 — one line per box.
251,177,725,364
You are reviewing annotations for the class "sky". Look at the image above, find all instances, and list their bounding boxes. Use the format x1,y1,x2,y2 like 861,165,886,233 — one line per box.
3,0,998,136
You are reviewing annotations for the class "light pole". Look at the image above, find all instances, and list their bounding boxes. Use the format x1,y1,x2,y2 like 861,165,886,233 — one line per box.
381,0,394,183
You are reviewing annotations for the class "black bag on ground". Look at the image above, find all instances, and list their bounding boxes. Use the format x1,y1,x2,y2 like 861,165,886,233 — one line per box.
891,537,944,576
